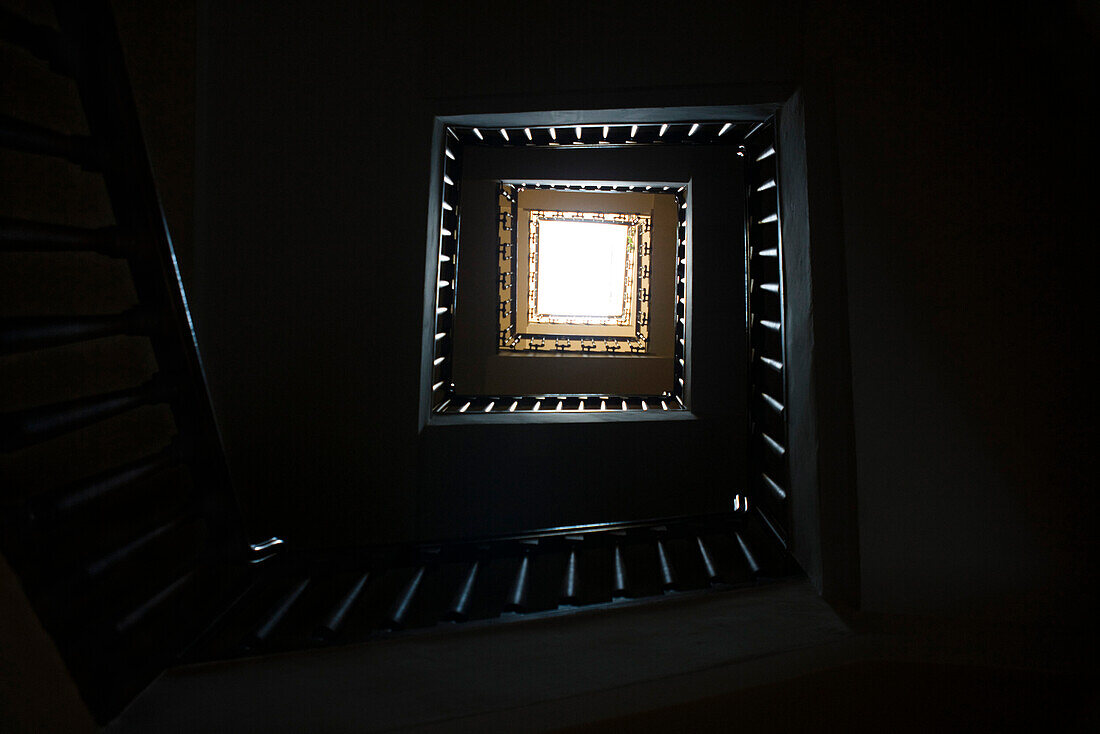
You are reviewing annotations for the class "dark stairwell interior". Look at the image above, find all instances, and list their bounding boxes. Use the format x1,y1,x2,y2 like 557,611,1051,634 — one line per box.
2,0,1096,731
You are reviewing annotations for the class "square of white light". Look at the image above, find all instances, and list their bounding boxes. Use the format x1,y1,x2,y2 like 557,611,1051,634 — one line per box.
535,219,629,317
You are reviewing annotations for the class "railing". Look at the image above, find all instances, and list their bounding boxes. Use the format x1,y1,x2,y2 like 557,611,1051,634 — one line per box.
744,120,791,548
179,508,792,664
428,127,463,410
448,121,746,148
428,121,753,417
436,394,685,414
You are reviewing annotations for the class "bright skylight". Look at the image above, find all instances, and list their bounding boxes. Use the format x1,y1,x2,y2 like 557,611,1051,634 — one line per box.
535,219,629,317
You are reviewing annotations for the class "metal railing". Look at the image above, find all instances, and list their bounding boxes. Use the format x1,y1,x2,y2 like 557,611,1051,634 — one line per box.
428,121,756,417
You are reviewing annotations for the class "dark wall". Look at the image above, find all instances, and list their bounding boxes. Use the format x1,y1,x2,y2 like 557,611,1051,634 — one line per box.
192,0,1093,623
805,3,1096,625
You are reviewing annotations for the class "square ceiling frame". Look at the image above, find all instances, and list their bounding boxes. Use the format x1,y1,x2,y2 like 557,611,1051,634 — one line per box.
527,212,639,326
501,188,675,353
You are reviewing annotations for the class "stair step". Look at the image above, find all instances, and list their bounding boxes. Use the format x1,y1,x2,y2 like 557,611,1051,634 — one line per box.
573,546,613,606
466,556,521,621
314,572,370,640
401,561,469,629
343,566,419,637
1,376,176,452
0,114,106,169
0,307,157,355
24,441,183,528
523,548,568,613
444,562,479,622
0,217,124,255
242,578,311,650
663,536,711,591
621,541,665,598
0,8,78,76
